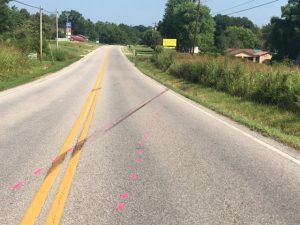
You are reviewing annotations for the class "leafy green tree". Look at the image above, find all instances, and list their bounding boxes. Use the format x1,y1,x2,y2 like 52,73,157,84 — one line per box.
159,0,192,39
267,0,300,60
220,26,258,50
159,0,215,52
85,19,97,40
59,10,86,35
0,0,12,34
141,29,162,48
214,14,261,51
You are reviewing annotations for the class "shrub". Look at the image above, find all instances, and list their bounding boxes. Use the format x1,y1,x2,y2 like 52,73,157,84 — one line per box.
152,50,176,71
152,51,300,110
0,44,31,79
53,50,67,62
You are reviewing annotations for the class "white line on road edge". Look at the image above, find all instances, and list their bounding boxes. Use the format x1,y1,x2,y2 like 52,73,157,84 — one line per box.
169,91,300,166
121,48,300,166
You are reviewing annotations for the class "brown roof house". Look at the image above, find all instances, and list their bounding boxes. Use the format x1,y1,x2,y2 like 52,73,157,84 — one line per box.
226,48,272,63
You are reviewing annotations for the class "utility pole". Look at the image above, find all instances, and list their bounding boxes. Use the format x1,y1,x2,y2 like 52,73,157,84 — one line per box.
192,0,201,55
40,6,43,63
56,9,59,50
152,22,157,47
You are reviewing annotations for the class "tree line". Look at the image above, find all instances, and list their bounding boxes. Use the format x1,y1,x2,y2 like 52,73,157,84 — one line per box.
1,0,300,62
0,0,157,53
158,0,300,62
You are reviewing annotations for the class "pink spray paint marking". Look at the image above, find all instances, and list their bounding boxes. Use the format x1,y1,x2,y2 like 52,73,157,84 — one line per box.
117,202,125,212
121,192,129,200
11,181,24,191
130,173,138,181
138,149,144,155
33,168,45,175
135,158,142,164
139,141,145,148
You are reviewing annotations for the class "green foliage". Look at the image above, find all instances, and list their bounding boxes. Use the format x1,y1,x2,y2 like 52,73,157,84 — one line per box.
159,0,215,52
267,0,300,60
93,22,149,45
0,43,31,79
213,14,261,51
220,26,259,50
129,55,300,149
155,45,164,54
59,10,86,36
0,0,11,33
152,51,300,109
141,29,162,48
52,49,68,62
152,50,177,71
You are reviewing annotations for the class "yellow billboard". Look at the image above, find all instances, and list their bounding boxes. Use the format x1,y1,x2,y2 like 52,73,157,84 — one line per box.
163,39,177,48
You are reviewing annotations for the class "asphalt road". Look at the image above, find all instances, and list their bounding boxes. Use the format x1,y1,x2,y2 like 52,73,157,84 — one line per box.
0,46,300,225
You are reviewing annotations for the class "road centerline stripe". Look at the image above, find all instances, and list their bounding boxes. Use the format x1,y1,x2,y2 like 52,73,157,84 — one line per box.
44,53,109,225
19,50,108,225
45,53,107,225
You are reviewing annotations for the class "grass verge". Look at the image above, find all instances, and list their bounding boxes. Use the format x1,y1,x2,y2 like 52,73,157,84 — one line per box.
0,41,99,91
124,47,300,150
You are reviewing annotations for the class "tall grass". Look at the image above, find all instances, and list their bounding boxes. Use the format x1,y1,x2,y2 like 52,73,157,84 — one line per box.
0,44,31,80
152,51,300,110
0,41,99,91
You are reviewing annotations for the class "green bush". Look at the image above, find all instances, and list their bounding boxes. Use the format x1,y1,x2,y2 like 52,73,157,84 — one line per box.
152,51,300,110
53,50,67,62
152,50,176,71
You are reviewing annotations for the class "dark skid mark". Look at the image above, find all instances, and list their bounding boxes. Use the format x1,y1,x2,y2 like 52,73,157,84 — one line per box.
43,89,168,182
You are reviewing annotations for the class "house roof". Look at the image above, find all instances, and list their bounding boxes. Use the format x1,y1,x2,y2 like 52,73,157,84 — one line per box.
226,48,270,57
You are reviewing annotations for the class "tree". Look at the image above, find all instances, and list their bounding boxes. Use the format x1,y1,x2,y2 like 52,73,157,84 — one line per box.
0,0,12,34
267,0,300,60
214,14,261,51
159,0,215,52
141,29,162,48
220,26,258,50
59,10,86,35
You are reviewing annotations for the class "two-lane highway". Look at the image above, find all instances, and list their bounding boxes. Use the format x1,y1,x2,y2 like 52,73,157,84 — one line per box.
1,46,300,225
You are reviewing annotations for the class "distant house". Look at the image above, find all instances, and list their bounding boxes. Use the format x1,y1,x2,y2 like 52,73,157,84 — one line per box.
225,48,272,63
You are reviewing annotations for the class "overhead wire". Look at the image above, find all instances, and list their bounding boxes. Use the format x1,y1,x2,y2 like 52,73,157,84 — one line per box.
214,0,257,14
224,0,280,16
11,0,56,14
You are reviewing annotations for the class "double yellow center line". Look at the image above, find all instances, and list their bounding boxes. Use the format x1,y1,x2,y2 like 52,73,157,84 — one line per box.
20,50,110,225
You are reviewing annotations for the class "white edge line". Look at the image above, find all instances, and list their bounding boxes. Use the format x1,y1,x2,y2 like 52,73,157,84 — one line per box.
120,47,300,166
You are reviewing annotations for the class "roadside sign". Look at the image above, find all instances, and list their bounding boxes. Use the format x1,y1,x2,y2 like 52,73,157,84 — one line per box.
66,22,72,39
66,22,72,28
163,39,177,48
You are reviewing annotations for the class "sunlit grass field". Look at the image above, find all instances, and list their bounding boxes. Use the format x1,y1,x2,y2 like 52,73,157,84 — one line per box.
0,41,99,91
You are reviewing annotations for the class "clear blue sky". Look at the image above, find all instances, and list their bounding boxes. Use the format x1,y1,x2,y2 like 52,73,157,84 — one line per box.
11,0,288,27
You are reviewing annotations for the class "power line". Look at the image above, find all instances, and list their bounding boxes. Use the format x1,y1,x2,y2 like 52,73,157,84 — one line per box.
215,0,257,14
224,0,280,16
12,0,40,10
11,0,56,14
11,0,60,63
